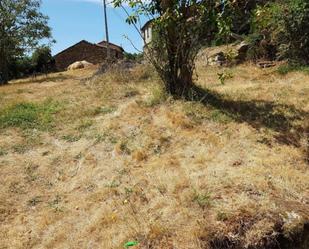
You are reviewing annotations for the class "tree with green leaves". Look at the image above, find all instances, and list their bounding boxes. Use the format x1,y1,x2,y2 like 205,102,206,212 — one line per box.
0,0,53,84
32,46,55,74
113,0,228,98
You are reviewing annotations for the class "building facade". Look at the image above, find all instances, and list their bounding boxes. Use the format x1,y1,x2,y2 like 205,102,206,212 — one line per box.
141,20,153,45
54,40,124,71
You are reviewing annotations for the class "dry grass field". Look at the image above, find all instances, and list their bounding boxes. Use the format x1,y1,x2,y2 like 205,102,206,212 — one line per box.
0,62,308,249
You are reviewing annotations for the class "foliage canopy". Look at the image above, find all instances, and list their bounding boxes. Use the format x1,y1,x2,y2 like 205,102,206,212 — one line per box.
0,0,53,84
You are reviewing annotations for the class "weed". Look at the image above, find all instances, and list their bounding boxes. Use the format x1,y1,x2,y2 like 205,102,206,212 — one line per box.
25,164,39,182
184,102,232,124
217,211,229,221
48,195,63,212
209,109,233,124
77,119,93,131
124,187,133,196
93,133,107,144
27,196,42,207
193,191,212,208
16,89,33,94
123,85,140,98
0,147,7,156
0,100,60,130
157,185,167,195
93,106,117,115
106,180,121,188
108,135,118,144
217,71,234,85
183,102,209,124
131,64,155,81
62,134,81,142
115,140,131,155
124,89,139,98
74,152,83,160
117,168,129,176
144,84,167,107
9,182,26,194
12,144,28,154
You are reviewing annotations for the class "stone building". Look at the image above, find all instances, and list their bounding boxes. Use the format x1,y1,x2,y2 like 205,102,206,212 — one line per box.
141,20,153,46
54,40,124,71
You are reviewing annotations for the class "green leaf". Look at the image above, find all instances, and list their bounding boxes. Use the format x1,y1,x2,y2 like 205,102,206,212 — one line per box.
124,241,139,248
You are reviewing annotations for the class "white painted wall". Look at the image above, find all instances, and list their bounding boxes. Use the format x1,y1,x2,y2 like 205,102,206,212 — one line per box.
143,26,152,45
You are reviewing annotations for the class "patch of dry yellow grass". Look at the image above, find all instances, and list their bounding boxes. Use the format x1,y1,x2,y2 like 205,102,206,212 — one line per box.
0,63,308,248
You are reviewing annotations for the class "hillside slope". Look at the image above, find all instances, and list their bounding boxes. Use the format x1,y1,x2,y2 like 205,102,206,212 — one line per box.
0,63,308,248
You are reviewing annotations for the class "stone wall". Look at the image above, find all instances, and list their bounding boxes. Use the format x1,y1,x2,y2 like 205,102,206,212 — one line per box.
54,41,123,71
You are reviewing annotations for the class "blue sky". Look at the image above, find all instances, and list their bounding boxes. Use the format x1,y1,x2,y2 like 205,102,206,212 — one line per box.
41,0,146,55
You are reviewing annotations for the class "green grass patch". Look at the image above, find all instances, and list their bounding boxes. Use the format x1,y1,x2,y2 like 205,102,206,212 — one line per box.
144,84,167,107
62,134,82,142
184,102,233,124
277,63,309,75
76,119,93,132
0,147,8,156
0,99,60,130
193,191,212,208
93,106,117,115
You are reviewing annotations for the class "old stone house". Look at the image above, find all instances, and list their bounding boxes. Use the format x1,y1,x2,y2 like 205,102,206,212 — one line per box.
54,40,124,71
141,20,153,46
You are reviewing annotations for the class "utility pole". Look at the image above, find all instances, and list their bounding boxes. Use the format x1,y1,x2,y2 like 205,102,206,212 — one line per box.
103,0,110,60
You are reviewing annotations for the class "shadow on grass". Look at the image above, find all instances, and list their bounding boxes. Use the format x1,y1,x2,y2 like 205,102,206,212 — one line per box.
190,86,308,158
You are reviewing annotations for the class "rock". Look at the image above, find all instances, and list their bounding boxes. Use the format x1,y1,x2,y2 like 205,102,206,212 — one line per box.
200,42,251,66
96,59,138,75
67,60,93,70
235,41,249,62
208,52,226,66
257,61,276,68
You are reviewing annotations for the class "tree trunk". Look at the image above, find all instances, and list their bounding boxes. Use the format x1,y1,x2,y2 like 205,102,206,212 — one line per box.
0,46,9,85
0,58,9,85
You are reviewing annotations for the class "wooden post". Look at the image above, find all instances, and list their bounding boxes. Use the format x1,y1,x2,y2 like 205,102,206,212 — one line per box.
103,0,110,60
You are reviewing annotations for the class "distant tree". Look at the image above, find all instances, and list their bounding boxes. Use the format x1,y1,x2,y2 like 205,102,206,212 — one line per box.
113,0,229,98
124,52,143,62
8,56,33,79
32,46,55,74
0,0,53,84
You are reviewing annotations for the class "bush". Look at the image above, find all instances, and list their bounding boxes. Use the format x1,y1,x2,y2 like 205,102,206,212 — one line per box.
277,63,309,75
280,0,309,64
251,0,309,64
32,46,55,73
124,52,143,62
8,57,34,79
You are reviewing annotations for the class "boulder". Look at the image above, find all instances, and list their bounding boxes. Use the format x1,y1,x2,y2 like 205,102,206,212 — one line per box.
208,52,226,66
257,61,276,68
67,60,93,70
199,42,250,66
235,41,249,62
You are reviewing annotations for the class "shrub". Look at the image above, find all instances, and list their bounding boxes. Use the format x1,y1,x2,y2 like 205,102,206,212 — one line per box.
277,63,309,75
251,0,309,64
144,84,167,107
32,46,55,73
123,52,143,62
